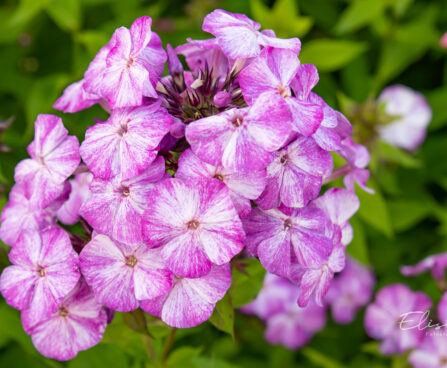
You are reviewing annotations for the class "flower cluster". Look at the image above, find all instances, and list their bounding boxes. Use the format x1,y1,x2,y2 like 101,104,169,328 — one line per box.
242,257,374,349
0,10,369,360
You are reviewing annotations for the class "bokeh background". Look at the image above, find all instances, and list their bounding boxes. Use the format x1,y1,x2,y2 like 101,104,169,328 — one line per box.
0,0,447,367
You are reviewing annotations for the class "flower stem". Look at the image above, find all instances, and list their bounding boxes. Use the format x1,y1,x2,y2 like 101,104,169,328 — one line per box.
161,327,177,362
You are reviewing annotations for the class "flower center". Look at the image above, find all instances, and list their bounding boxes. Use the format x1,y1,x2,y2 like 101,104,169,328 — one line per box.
213,173,224,181
127,56,136,68
280,154,288,165
283,218,293,231
121,186,131,197
36,266,46,277
440,357,447,366
58,306,69,317
117,122,129,136
125,255,137,267
232,116,244,127
187,219,200,230
278,85,291,98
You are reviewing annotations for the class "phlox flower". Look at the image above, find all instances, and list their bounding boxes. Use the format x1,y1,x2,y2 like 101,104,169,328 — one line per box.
142,178,245,278
22,279,107,361
80,156,165,245
176,148,266,218
364,284,432,355
202,9,300,59
80,234,172,312
14,114,80,207
401,252,447,281
53,79,102,113
185,93,293,172
80,102,172,179
140,264,231,328
0,228,80,327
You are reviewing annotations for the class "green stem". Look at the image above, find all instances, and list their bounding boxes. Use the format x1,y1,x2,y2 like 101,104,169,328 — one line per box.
142,334,155,360
161,327,177,362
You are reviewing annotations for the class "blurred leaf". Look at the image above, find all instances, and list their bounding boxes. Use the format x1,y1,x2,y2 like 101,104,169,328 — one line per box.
388,199,432,232
334,0,389,35
209,293,234,339
376,141,422,168
299,39,367,72
192,357,239,368
167,346,202,368
250,0,313,38
25,74,69,140
8,0,51,29
375,5,439,87
46,0,81,32
391,0,414,18
356,180,393,238
427,87,447,131
348,215,369,264
230,258,265,308
75,31,110,56
68,343,130,368
301,347,344,368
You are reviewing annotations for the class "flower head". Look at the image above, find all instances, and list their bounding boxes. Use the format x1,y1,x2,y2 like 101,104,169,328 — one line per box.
401,253,447,281
364,284,431,355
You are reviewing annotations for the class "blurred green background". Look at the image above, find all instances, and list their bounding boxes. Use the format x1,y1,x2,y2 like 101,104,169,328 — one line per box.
0,0,447,367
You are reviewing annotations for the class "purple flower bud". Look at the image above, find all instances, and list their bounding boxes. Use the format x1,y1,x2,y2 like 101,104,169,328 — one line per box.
166,44,183,75
213,91,232,107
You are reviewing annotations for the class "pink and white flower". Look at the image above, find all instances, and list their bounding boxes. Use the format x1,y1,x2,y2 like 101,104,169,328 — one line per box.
23,279,107,361
239,49,323,136
202,9,300,59
80,102,172,179
401,252,447,281
80,234,172,312
83,16,166,109
14,114,80,207
140,264,231,328
378,85,432,150
185,93,293,172
142,178,245,278
176,148,266,218
0,228,80,327
256,136,333,209
243,205,332,279
80,157,166,245
53,79,102,113
364,284,432,355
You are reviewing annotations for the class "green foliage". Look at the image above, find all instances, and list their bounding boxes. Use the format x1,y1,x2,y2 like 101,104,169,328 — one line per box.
0,0,446,367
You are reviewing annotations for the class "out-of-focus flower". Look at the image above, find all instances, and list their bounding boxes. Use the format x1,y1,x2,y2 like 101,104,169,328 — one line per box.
140,264,231,328
378,85,432,150
440,32,447,48
0,117,13,152
242,273,326,349
364,284,431,355
142,178,245,278
401,253,447,281
325,257,375,323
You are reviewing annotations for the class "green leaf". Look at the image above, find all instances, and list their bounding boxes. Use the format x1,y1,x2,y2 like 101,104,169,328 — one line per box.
46,0,81,32
8,0,52,29
68,343,130,368
388,199,432,232
208,293,234,338
427,87,447,131
375,6,439,87
192,357,239,368
299,39,367,72
250,0,313,38
356,179,393,238
347,215,369,264
334,0,389,35
74,31,110,56
166,347,202,368
376,141,422,168
230,258,265,308
301,347,344,368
